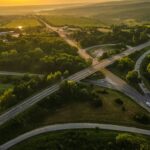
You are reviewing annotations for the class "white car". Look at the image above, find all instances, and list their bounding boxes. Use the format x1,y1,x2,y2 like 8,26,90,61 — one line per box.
146,101,150,107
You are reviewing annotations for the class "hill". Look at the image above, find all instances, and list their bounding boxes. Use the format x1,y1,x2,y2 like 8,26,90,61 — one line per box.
43,0,150,24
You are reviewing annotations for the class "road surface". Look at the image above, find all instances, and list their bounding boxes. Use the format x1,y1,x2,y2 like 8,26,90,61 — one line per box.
135,49,150,102
0,71,43,77
0,20,150,126
135,49,150,73
87,68,149,112
1,123,150,150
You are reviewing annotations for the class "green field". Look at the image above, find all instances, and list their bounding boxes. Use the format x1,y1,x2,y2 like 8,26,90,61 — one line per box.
0,86,149,145
1,18,41,28
43,15,103,27
10,129,150,150
43,0,150,25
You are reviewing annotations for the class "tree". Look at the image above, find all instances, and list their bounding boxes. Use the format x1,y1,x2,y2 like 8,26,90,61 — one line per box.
114,98,123,105
126,70,139,83
134,113,150,124
0,88,16,109
147,63,150,74
116,133,147,150
47,71,62,83
63,70,69,78
117,57,134,70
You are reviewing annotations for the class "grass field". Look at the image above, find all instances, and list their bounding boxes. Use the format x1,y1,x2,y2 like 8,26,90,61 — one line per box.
10,129,150,150
43,0,150,25
43,15,103,27
0,86,149,145
1,18,41,28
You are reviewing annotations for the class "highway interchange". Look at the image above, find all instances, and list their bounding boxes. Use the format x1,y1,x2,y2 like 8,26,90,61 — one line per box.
1,37,150,126
0,18,150,149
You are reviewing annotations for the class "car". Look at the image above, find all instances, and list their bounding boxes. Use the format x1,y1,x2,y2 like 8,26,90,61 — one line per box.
146,101,150,107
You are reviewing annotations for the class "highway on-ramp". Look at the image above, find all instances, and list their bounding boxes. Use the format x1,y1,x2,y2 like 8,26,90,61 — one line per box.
1,123,150,150
88,68,149,111
135,49,150,101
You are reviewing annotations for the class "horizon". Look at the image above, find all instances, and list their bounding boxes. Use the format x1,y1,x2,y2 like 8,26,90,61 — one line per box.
0,0,122,6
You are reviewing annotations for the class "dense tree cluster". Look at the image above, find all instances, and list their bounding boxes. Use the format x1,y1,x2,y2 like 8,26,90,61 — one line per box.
10,131,150,150
126,70,139,83
116,57,134,70
0,28,89,73
0,71,63,112
70,25,149,48
44,80,103,108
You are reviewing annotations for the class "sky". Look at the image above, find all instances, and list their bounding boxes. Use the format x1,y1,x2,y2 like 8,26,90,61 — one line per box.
0,0,121,6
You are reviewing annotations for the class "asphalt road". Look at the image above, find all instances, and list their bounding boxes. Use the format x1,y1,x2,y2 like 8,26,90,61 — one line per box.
0,71,43,77
88,68,149,112
135,49,150,72
135,49,150,101
0,20,150,126
1,123,150,150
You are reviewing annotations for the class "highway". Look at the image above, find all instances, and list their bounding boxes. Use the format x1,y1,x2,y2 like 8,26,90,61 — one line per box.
0,20,150,126
1,123,150,150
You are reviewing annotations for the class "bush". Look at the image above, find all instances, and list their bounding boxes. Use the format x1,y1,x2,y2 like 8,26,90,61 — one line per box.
114,98,124,105
126,70,139,83
117,57,134,70
134,113,150,124
116,133,148,150
91,98,103,108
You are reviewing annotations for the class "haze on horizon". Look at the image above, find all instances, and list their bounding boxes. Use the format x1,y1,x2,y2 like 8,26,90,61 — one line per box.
0,0,122,6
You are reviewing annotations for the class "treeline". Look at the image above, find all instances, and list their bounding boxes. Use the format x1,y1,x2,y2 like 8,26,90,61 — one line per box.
0,28,89,73
70,25,149,48
0,71,65,112
11,131,150,150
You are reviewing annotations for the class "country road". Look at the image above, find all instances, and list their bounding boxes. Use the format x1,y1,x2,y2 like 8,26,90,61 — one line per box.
0,19,150,126
1,123,150,150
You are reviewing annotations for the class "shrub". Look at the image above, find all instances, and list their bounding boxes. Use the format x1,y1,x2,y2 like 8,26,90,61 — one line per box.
114,98,124,105
91,98,103,108
134,113,150,124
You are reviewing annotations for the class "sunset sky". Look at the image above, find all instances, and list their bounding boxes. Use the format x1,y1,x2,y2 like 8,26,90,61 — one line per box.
0,0,121,6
